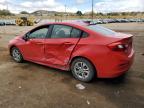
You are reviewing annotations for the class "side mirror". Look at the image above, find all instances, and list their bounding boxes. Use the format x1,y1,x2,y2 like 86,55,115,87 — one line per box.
23,32,30,41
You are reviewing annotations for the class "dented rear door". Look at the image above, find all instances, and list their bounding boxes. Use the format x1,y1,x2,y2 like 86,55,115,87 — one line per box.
44,24,81,66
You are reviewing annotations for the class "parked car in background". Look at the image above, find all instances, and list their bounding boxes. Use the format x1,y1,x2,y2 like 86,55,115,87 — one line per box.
0,22,5,26
0,19,16,26
9,21,134,82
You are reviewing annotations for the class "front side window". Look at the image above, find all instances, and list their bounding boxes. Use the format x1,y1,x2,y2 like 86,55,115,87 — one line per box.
28,28,48,39
51,25,72,38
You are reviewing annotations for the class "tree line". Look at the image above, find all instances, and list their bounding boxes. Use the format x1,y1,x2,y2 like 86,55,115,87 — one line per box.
0,9,14,16
0,9,144,16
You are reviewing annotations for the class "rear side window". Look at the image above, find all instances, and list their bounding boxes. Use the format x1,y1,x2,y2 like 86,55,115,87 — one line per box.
71,28,82,38
51,25,72,38
86,25,116,36
82,32,88,38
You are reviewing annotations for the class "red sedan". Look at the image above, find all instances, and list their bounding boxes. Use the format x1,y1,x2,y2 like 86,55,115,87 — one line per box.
9,22,134,82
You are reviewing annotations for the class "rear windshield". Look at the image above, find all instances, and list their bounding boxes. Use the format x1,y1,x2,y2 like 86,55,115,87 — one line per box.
86,25,116,36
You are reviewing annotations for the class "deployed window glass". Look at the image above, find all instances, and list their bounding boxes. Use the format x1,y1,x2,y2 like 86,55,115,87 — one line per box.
51,25,72,38
71,28,82,38
28,28,48,39
86,25,116,36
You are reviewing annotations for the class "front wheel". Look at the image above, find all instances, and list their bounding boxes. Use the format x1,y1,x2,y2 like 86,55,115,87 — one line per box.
11,47,23,63
71,58,96,82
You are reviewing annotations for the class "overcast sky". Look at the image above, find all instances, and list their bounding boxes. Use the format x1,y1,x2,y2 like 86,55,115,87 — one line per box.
0,0,144,13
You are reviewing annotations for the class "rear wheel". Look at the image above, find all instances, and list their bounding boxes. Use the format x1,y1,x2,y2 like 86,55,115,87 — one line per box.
71,58,96,82
11,47,23,63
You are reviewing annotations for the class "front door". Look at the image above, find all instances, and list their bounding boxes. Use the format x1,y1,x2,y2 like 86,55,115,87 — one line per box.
22,26,49,62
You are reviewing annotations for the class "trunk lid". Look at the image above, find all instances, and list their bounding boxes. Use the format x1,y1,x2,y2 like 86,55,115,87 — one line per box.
108,33,133,55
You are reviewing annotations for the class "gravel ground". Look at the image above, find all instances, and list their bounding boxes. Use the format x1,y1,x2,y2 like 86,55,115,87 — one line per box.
0,23,144,108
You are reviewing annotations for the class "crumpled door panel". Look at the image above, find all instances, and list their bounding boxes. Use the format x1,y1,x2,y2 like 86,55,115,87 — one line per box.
44,38,80,66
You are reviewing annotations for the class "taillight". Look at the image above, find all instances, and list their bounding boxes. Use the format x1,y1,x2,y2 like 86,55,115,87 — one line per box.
108,42,127,51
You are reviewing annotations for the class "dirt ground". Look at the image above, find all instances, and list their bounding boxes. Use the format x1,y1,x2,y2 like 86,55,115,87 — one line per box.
0,23,144,108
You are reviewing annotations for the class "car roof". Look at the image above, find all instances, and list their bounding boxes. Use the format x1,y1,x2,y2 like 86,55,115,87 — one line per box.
43,21,89,27
36,21,97,35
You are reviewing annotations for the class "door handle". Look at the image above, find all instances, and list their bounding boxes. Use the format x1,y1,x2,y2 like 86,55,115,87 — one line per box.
36,42,44,45
29,40,44,45
63,42,73,45
30,41,44,45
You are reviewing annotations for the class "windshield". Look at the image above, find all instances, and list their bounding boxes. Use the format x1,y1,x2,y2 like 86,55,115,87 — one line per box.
86,25,116,36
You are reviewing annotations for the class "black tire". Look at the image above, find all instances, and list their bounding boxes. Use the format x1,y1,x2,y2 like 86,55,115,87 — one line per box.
71,58,96,82
11,47,24,63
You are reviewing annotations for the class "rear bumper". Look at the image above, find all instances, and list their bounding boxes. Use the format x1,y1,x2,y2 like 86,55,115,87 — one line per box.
95,50,134,78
